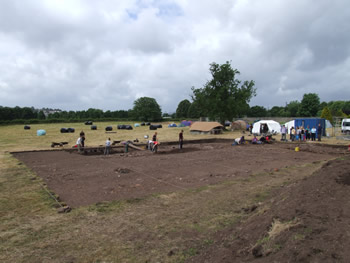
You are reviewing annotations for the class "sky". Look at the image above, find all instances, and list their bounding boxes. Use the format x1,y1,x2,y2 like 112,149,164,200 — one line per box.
0,0,349,113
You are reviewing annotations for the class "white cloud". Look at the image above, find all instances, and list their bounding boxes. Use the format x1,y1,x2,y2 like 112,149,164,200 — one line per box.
0,0,350,112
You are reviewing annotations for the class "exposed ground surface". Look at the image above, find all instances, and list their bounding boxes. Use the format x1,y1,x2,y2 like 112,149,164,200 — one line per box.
4,141,350,262
13,142,339,208
188,156,350,263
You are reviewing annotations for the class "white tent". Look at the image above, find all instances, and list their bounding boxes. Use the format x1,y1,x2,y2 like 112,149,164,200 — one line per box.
252,120,281,135
284,120,295,134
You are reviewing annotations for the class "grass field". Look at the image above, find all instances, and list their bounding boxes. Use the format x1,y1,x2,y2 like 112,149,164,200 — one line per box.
0,122,348,263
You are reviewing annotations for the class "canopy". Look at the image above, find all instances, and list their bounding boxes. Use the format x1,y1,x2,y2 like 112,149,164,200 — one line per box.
190,122,223,132
231,120,247,130
181,120,192,126
168,123,177,127
252,120,281,135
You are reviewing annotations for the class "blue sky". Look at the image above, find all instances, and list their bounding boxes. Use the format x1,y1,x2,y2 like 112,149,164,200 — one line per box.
0,0,349,113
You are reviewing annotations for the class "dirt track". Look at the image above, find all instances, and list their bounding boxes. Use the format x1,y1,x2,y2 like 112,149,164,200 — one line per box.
13,142,342,207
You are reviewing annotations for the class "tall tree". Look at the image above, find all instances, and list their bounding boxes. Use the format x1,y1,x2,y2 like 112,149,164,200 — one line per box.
187,101,202,119
285,100,300,117
269,106,286,117
191,61,256,124
176,99,191,118
298,93,320,117
248,105,267,117
132,97,162,122
320,106,333,123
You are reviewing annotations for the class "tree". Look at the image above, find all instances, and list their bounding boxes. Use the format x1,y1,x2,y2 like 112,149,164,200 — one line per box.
37,110,46,120
269,106,285,117
298,93,320,117
248,105,267,117
176,99,191,118
191,61,256,124
320,106,333,123
187,101,202,119
132,97,162,122
285,100,300,117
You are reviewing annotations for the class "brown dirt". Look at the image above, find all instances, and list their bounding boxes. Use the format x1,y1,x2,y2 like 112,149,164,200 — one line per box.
13,142,339,208
11,141,350,262
187,156,350,263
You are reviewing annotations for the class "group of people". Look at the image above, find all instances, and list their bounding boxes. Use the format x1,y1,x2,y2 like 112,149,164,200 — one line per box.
282,123,323,142
147,129,184,152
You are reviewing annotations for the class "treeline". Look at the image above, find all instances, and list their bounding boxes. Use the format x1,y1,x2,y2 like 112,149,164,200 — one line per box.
175,93,350,120
0,106,131,124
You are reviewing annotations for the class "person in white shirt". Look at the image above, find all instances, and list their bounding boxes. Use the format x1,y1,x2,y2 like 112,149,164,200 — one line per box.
104,138,111,155
76,136,82,152
311,126,317,141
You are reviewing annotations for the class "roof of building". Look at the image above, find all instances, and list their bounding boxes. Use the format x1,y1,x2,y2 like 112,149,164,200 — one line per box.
190,121,224,132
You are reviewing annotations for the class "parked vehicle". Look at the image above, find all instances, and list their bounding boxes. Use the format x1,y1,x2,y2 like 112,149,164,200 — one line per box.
341,118,350,135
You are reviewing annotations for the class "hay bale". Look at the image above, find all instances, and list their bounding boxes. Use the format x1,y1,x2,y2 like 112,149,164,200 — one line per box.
24,125,31,130
105,126,113,131
146,122,151,126
85,121,93,125
141,122,145,126
125,125,133,130
149,125,158,130
60,128,68,133
67,128,75,133
91,125,97,130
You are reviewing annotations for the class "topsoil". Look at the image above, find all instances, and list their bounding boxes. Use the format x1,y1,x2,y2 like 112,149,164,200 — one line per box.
12,141,350,262
13,142,343,208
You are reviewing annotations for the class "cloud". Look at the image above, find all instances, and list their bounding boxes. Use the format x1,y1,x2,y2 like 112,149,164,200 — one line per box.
0,0,349,113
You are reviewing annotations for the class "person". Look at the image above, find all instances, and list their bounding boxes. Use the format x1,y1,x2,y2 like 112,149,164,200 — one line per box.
179,130,184,149
305,125,310,141
249,124,253,134
311,126,316,141
262,124,269,134
300,126,305,141
280,125,287,141
296,126,301,141
80,131,85,148
76,136,82,153
232,136,245,145
151,132,158,152
152,132,157,142
251,135,258,144
291,127,296,141
104,138,111,155
317,123,322,141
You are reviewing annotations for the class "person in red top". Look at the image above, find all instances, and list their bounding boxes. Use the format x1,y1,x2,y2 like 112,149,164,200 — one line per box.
179,130,184,149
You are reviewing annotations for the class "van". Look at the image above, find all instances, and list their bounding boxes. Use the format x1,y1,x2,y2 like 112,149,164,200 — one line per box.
341,118,350,135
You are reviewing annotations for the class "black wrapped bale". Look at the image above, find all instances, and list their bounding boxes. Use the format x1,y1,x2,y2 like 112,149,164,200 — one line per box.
91,125,97,130
141,123,145,126
105,126,113,131
149,125,158,130
24,125,31,130
125,125,133,130
60,128,68,133
85,121,93,125
68,128,75,133
155,124,162,128
146,122,151,126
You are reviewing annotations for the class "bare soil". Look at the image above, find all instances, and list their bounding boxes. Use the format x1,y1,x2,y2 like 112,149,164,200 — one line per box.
13,142,339,208
12,141,350,262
